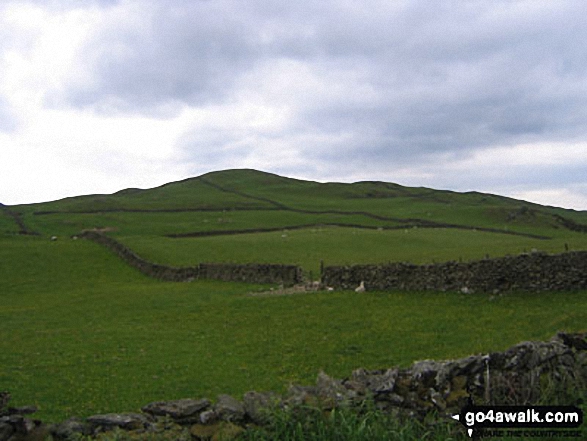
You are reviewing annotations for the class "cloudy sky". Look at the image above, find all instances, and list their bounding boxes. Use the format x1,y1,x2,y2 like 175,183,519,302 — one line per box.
1,0,587,209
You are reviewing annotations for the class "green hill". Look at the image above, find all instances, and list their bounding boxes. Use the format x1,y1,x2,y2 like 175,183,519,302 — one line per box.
1,169,587,423
9,168,587,237
7,168,587,273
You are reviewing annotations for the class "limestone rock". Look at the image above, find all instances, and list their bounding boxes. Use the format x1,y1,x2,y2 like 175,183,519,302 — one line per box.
285,385,318,407
199,409,218,425
50,417,91,439
142,398,210,422
214,395,245,423
7,406,37,416
87,413,149,432
0,414,41,441
316,371,351,405
0,421,13,441
243,391,279,424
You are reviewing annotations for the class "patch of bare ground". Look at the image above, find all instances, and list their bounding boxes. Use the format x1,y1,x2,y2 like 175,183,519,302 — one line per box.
81,226,119,233
247,281,326,297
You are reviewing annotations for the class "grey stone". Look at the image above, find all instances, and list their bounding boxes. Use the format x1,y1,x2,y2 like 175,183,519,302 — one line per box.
316,371,349,401
87,413,149,431
2,415,37,438
141,398,210,420
199,409,218,425
0,422,13,441
7,405,37,416
376,368,400,393
51,417,91,439
214,395,245,423
285,385,318,407
243,391,279,424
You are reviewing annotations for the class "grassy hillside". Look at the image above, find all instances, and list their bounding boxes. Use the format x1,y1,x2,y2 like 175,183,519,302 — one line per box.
2,234,586,423
13,168,587,240
2,169,587,422
12,168,587,276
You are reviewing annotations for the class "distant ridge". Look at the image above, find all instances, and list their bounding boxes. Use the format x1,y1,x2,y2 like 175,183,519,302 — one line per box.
8,168,587,240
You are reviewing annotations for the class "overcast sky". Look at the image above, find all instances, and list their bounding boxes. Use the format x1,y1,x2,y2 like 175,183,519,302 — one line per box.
1,0,587,209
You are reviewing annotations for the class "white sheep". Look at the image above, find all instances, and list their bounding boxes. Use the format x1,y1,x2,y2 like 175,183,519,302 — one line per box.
355,281,366,293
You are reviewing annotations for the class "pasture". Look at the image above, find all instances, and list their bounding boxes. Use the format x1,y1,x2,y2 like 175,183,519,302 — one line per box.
1,169,587,424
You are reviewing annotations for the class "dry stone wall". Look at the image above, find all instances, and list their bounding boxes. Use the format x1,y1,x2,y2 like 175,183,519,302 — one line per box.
0,203,39,236
78,231,303,286
322,250,587,293
2,332,586,440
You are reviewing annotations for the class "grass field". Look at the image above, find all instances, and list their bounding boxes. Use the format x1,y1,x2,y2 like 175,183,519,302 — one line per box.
1,169,587,425
118,226,587,277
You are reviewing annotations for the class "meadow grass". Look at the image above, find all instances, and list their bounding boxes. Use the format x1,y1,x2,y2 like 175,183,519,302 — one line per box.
1,234,586,423
117,226,587,276
19,176,273,213
22,209,398,238
3,169,587,431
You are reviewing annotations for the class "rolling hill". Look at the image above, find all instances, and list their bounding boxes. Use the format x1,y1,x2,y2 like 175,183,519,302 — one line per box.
5,169,587,275
7,168,587,237
1,169,587,423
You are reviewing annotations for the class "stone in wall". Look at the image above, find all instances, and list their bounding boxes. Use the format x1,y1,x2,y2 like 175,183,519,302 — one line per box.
322,251,587,293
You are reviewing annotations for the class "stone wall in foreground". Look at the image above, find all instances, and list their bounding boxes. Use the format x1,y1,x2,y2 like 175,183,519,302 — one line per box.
78,231,303,286
2,332,585,440
322,251,587,293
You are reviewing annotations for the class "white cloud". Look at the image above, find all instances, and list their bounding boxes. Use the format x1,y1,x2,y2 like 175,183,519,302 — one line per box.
0,3,99,113
510,188,587,210
0,106,195,204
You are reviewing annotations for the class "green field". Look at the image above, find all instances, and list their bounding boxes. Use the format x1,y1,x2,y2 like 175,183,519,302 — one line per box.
1,169,587,424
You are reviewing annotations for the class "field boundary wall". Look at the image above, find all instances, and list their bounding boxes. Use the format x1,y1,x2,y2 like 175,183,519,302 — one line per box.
78,231,303,286
3,331,586,440
322,250,587,293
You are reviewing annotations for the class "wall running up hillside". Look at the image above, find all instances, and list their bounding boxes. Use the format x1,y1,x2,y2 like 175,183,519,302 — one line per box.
78,231,303,286
0,203,39,235
322,250,587,293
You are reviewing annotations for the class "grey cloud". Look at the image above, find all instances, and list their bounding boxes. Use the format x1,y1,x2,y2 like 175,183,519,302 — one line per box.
54,0,587,167
176,126,254,172
4,0,119,10
61,1,264,113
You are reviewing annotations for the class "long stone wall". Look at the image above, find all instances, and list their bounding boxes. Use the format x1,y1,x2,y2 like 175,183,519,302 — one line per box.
322,251,587,293
0,203,39,236
78,231,303,286
2,332,585,440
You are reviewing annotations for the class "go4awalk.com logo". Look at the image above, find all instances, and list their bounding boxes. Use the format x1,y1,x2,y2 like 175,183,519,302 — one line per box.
451,405,583,438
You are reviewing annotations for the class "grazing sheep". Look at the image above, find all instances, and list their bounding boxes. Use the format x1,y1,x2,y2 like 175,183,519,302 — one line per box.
50,236,58,241
355,281,366,293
